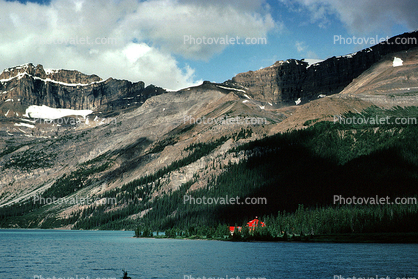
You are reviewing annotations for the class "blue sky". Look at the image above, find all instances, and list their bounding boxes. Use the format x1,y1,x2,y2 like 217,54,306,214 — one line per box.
0,0,416,90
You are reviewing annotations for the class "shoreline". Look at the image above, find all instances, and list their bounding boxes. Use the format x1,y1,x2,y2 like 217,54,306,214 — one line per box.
2,228,417,243
135,232,418,244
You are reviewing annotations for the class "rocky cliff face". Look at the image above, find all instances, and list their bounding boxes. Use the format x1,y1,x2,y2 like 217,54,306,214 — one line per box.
227,31,418,105
0,63,102,84
0,63,165,115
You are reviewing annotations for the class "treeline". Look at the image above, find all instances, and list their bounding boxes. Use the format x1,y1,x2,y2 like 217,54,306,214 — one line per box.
2,105,418,235
133,106,418,233
266,203,418,235
0,129,252,229
0,156,112,228
72,129,254,230
134,203,418,241
74,107,418,232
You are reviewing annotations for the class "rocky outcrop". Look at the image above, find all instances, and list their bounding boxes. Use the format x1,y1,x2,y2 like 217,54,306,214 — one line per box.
0,63,165,114
226,31,418,105
0,63,102,84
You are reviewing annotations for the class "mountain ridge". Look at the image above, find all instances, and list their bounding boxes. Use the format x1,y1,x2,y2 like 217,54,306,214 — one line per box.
225,30,418,105
0,63,102,85
1,30,418,232
0,63,166,118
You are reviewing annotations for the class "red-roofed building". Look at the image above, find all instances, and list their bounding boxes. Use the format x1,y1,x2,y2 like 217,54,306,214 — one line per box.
247,218,266,230
229,226,242,234
229,217,265,234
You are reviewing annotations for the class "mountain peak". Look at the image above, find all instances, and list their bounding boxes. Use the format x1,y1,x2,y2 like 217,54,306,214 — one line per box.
0,63,102,85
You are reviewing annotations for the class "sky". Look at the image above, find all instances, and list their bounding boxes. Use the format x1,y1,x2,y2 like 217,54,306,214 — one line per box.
0,0,417,90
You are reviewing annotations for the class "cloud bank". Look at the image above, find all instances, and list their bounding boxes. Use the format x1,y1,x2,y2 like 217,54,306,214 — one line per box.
0,0,275,90
280,0,418,34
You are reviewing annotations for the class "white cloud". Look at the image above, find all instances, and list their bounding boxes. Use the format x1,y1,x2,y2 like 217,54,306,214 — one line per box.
120,0,277,59
280,0,418,34
0,0,276,90
295,41,319,60
295,41,306,52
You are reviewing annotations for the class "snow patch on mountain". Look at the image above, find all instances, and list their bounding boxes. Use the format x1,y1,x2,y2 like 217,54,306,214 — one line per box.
393,57,403,67
14,122,35,129
24,105,93,119
2,63,31,73
44,68,60,75
0,72,104,87
305,59,324,68
216,85,246,93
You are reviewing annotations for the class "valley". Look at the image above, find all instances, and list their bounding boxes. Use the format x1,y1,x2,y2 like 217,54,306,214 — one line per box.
1,31,418,240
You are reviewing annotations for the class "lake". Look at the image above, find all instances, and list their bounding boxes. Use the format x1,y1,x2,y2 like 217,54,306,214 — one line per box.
0,229,417,279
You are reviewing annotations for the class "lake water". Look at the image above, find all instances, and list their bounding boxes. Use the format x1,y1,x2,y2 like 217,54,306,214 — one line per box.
0,229,417,279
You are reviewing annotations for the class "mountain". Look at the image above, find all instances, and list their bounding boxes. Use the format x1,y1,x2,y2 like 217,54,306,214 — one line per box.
0,63,166,118
225,30,418,106
1,31,418,232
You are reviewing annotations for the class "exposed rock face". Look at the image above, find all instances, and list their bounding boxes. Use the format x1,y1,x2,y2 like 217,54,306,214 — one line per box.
0,63,102,84
227,31,418,104
0,63,165,114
